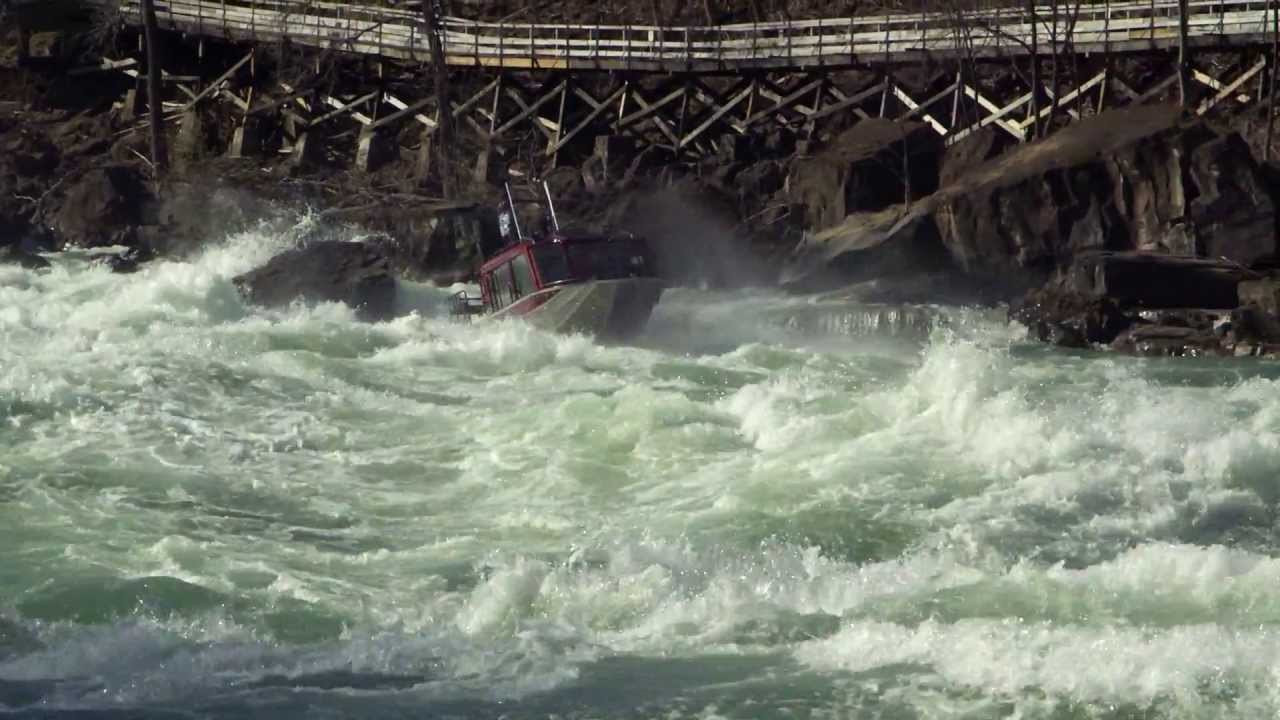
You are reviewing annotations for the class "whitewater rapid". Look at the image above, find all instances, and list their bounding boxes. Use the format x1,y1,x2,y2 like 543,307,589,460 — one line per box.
4,218,1280,718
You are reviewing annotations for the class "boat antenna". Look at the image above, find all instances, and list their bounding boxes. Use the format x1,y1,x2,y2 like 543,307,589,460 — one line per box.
542,180,560,233
504,182,524,242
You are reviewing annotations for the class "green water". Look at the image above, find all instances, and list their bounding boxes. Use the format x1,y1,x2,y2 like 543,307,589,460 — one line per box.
3,221,1280,718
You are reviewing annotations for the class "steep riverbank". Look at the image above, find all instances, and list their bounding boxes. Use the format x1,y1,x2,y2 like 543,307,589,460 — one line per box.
5,20,1280,356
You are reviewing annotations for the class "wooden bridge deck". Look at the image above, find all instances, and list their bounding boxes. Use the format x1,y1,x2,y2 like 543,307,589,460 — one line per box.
118,0,1277,72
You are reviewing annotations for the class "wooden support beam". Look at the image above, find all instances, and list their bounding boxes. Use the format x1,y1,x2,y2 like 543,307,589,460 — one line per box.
311,91,379,128
500,85,558,138
548,85,627,156
746,77,824,125
624,88,682,147
691,79,750,133
898,81,960,125
183,51,254,111
219,88,249,112
383,92,436,128
1197,57,1266,116
1136,73,1181,105
1193,65,1253,104
1111,74,1142,102
249,91,310,117
323,94,375,125
891,84,947,135
70,57,137,76
959,85,1028,141
1016,70,1108,130
680,83,752,149
618,86,684,129
822,83,874,121
493,81,566,138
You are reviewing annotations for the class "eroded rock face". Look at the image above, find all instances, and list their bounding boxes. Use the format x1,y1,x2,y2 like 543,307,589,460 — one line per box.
232,241,396,322
786,120,942,233
931,105,1278,284
1188,133,1277,266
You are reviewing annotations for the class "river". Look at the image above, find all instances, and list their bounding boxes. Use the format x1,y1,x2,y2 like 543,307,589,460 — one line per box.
3,216,1280,719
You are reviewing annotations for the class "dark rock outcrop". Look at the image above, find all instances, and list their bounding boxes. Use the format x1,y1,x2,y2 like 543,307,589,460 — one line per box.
931,105,1278,285
1064,251,1250,309
0,244,50,269
232,241,396,321
51,165,148,248
1189,133,1278,266
1011,282,1134,348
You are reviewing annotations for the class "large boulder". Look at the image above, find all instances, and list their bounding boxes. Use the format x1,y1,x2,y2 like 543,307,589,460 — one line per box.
929,105,1278,289
1064,251,1249,309
786,119,942,233
232,241,396,321
0,244,50,270
1188,133,1277,266
51,165,148,248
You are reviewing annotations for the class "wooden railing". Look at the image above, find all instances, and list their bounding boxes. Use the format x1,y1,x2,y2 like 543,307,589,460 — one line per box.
118,0,1276,70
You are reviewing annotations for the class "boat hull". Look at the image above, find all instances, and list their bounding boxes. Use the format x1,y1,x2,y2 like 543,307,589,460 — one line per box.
491,278,664,339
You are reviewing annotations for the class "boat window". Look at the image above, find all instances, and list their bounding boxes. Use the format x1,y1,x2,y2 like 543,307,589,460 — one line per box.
532,245,572,285
511,253,536,298
568,240,652,280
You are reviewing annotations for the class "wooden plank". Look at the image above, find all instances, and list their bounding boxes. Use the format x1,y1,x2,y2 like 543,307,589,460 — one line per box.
70,58,138,76
1192,64,1255,104
493,80,566,137
679,83,752,148
501,85,558,139
618,86,684,128
963,84,1029,139
183,51,254,110
373,93,437,130
891,84,947,135
1016,70,1108,129
311,91,379,127
743,77,823,126
625,88,682,146
1196,57,1266,115
548,85,627,155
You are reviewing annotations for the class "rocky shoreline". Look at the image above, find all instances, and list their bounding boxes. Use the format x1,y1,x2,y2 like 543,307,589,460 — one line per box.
4,25,1280,358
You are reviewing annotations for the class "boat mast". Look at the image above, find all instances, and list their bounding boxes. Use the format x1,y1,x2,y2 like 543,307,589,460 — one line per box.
542,180,561,233
504,182,524,242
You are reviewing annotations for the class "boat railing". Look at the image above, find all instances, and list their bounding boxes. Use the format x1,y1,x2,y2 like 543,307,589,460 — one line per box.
448,290,486,322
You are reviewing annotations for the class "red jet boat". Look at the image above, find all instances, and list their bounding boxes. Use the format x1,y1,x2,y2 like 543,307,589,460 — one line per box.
451,183,664,339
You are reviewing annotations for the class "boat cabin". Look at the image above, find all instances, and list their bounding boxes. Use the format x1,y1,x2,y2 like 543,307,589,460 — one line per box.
468,183,656,315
